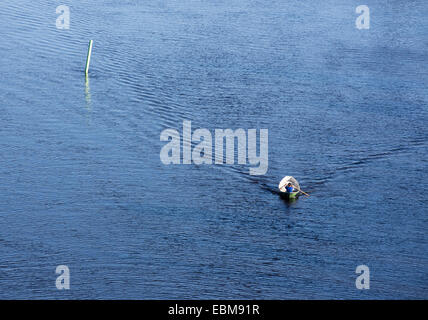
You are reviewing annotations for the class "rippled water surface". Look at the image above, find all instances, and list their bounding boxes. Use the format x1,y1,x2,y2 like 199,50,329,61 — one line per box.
0,0,427,299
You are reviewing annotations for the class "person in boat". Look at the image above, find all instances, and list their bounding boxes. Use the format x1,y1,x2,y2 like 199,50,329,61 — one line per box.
285,182,294,193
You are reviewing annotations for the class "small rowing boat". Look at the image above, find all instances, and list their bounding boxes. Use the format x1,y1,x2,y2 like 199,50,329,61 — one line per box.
278,176,301,200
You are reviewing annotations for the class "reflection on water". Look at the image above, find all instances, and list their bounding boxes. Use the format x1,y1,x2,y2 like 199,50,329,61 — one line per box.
282,197,297,207
84,74,92,125
84,75,91,111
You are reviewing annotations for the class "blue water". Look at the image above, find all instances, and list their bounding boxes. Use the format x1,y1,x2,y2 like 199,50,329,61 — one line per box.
0,0,427,299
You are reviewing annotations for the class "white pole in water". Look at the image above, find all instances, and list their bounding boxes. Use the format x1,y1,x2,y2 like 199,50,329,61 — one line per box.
85,40,93,75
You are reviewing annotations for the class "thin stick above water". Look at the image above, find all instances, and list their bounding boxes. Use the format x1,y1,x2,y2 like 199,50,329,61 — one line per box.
85,40,93,75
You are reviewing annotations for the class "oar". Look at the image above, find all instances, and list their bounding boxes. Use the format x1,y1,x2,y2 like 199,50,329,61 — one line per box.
279,183,310,197
295,187,310,197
